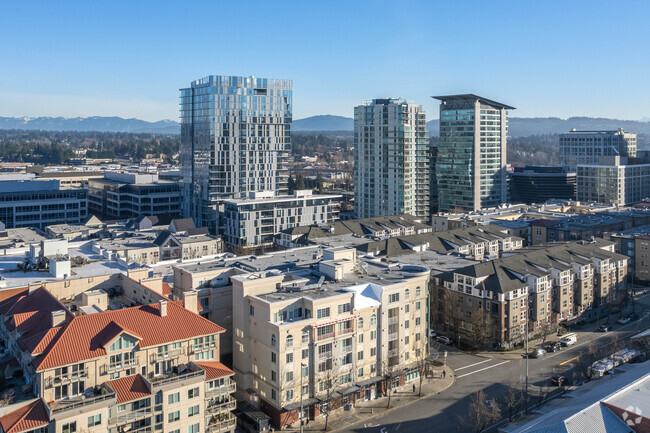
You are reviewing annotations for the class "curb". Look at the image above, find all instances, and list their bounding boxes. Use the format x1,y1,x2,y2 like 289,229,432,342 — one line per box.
327,366,457,433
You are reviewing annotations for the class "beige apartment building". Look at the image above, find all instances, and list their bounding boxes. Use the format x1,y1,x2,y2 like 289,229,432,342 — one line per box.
231,247,430,428
433,240,628,348
0,275,236,433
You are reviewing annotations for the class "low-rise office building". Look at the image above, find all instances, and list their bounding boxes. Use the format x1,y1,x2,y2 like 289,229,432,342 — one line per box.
87,171,181,220
577,156,650,206
560,128,637,170
223,190,341,248
433,240,628,348
509,165,576,204
0,175,87,230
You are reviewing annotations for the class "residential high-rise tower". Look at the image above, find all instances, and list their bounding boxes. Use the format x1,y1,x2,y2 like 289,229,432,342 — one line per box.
353,99,429,219
180,75,292,233
433,94,514,212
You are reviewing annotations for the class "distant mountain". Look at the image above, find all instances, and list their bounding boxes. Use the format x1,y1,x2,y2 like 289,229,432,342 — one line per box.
426,117,650,137
292,115,353,132
0,116,180,134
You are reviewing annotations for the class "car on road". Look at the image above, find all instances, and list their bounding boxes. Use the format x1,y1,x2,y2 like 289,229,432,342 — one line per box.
617,317,632,325
550,375,567,386
436,336,452,345
524,348,547,359
545,341,562,353
597,323,612,332
560,333,577,346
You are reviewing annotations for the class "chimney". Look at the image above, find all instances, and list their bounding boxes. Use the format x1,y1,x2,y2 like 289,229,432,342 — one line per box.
159,300,168,317
52,310,67,328
183,291,198,315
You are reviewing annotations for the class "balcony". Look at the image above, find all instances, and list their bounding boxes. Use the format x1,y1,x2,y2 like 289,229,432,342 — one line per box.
108,407,152,426
316,332,334,341
150,365,205,388
388,316,399,325
388,332,398,341
205,416,237,433
50,385,116,414
206,398,236,415
205,380,236,398
337,327,354,336
341,345,353,354
387,349,399,357
318,351,332,361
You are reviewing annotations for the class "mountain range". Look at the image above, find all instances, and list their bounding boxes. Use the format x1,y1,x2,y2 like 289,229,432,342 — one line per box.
0,116,180,134
2,115,650,137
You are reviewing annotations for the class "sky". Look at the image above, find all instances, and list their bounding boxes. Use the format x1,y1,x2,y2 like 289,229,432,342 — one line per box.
1,0,649,122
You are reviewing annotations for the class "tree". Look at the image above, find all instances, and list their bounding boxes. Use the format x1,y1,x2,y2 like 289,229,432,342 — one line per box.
467,389,501,433
470,309,497,350
316,174,324,194
0,390,14,407
414,340,430,396
538,319,554,346
382,359,401,409
317,365,348,431
574,340,599,383
504,376,524,422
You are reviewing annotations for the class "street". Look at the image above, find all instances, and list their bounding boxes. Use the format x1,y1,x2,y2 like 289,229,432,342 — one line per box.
338,294,650,433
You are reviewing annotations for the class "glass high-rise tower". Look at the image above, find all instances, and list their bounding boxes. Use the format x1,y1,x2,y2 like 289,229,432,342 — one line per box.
433,94,514,212
353,98,429,219
180,76,292,233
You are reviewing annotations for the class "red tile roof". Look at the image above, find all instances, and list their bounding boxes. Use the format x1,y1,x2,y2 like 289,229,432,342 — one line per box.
0,399,49,433
162,282,172,296
107,374,151,404
0,287,28,305
18,327,63,356
194,361,234,381
34,301,225,371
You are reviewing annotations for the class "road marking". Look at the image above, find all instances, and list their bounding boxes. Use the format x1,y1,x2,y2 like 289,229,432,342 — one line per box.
559,356,579,366
455,359,491,371
456,360,509,378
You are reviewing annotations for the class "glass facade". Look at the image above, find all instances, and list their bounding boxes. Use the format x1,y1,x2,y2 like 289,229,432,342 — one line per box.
180,76,292,233
560,130,637,171
353,99,429,219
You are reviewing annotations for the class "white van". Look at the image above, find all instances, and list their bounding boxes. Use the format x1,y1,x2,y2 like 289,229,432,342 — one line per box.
560,333,577,346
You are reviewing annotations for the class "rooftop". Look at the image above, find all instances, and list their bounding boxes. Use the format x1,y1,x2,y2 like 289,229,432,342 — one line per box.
432,93,516,110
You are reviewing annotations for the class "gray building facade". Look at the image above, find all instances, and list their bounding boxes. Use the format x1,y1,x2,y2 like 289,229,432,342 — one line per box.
180,75,292,233
434,94,514,212
560,129,637,170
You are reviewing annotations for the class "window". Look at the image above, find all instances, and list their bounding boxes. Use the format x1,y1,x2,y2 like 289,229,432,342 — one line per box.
271,352,277,364
370,313,377,326
286,371,294,382
405,289,410,300
271,389,277,400
357,317,364,329
405,320,410,329
317,307,330,319
286,353,293,364
370,347,377,357
357,351,364,361
168,411,180,422
302,365,309,377
87,414,101,427
302,385,309,395
415,317,421,326
416,286,421,297
188,387,200,399
302,348,309,359
271,334,277,348
358,334,363,344
188,405,199,417
302,330,309,344
286,335,294,348
415,301,421,310
286,389,294,400
338,303,351,314
62,422,76,433
370,330,377,340
249,305,254,316
358,367,364,377
168,392,180,404
389,293,399,303
405,304,410,313
188,424,200,433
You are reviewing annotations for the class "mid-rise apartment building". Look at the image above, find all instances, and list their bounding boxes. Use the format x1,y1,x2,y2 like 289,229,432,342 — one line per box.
231,247,430,428
180,75,292,233
606,224,650,284
560,128,637,170
87,171,181,220
223,190,342,247
0,175,87,230
0,280,236,433
353,99,429,219
577,156,650,206
433,240,628,348
434,94,514,212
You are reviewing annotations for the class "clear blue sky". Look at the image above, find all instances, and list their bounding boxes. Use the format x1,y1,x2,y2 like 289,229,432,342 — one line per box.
1,0,649,122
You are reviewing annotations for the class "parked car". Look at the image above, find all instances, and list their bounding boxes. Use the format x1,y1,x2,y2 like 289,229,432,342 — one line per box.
617,317,632,325
597,323,612,332
436,336,452,345
550,375,567,386
590,359,614,377
545,341,562,353
628,312,640,321
429,329,437,338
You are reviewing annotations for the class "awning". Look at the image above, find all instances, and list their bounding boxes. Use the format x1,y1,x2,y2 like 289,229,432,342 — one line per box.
339,385,360,396
355,376,384,388
283,397,320,412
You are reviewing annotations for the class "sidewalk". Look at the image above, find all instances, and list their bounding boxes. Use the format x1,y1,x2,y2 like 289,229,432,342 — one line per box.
279,365,455,432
